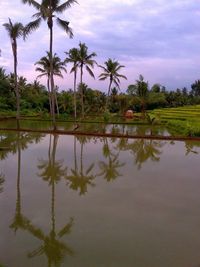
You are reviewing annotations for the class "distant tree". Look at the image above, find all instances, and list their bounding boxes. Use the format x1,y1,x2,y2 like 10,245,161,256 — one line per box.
129,74,149,116
35,52,66,115
191,80,200,96
151,83,161,93
3,18,24,122
99,58,127,109
0,67,8,80
77,42,97,118
64,47,79,120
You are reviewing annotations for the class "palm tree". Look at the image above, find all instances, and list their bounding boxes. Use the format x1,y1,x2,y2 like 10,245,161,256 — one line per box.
64,47,79,121
3,18,24,124
131,74,149,117
35,52,66,116
98,58,127,109
22,0,76,128
77,42,97,118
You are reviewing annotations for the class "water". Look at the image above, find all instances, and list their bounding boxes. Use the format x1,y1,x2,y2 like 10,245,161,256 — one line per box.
0,129,200,267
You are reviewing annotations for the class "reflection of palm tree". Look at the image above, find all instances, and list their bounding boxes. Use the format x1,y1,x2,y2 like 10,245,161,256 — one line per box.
38,135,67,185
10,133,74,266
0,173,5,193
98,138,125,182
66,136,96,195
35,134,74,266
184,141,199,156
127,139,163,169
10,132,32,232
0,131,43,160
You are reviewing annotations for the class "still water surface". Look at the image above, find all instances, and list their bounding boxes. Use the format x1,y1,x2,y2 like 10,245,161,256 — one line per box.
0,130,200,267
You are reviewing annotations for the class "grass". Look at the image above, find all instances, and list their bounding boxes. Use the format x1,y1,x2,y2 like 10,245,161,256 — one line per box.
149,105,200,136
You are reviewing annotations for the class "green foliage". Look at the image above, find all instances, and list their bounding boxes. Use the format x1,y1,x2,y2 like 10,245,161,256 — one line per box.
103,111,110,123
147,92,167,109
150,105,200,136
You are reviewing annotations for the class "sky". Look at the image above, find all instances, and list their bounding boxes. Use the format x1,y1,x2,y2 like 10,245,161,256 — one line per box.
0,0,200,93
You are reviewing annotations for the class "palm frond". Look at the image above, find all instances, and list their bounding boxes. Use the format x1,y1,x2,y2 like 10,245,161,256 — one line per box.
56,0,78,13
24,18,42,39
56,17,73,38
22,0,41,10
36,73,47,79
116,73,127,80
98,64,108,72
32,12,42,18
99,73,109,79
113,79,120,88
86,66,95,78
99,76,108,81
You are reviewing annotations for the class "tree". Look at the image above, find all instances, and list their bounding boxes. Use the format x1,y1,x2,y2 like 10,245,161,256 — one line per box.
35,52,66,115
77,42,97,118
22,0,76,128
191,80,200,96
130,74,148,116
64,48,79,121
98,58,127,109
3,18,24,123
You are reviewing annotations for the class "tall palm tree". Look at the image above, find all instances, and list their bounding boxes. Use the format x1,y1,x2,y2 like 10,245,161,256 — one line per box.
134,74,149,117
64,47,79,121
35,52,66,115
98,58,127,109
77,42,97,118
22,0,76,128
3,18,24,124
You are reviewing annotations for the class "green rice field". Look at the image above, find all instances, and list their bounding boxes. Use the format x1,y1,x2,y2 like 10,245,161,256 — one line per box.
149,105,200,137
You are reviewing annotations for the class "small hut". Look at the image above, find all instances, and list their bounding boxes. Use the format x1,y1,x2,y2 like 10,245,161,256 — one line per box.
125,110,134,119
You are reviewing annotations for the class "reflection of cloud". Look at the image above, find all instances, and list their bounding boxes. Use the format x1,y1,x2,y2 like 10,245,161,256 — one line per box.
0,0,200,91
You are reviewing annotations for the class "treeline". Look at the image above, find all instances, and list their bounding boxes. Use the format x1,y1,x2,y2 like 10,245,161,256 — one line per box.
1,67,200,117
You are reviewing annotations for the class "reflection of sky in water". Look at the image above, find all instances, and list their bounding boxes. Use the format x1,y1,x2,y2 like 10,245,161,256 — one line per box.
0,133,200,267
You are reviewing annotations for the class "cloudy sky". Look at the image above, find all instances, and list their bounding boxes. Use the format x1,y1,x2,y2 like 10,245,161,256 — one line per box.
0,0,200,93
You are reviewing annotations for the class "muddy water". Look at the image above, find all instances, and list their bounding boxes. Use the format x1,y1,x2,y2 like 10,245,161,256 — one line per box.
0,130,200,267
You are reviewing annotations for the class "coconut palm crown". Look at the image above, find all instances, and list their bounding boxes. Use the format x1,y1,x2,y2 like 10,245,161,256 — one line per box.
99,58,127,98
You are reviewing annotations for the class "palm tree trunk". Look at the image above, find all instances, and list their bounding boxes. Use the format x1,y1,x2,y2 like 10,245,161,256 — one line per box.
47,77,52,116
73,68,77,121
55,90,59,117
13,41,20,127
80,65,84,118
49,14,56,130
106,78,112,110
